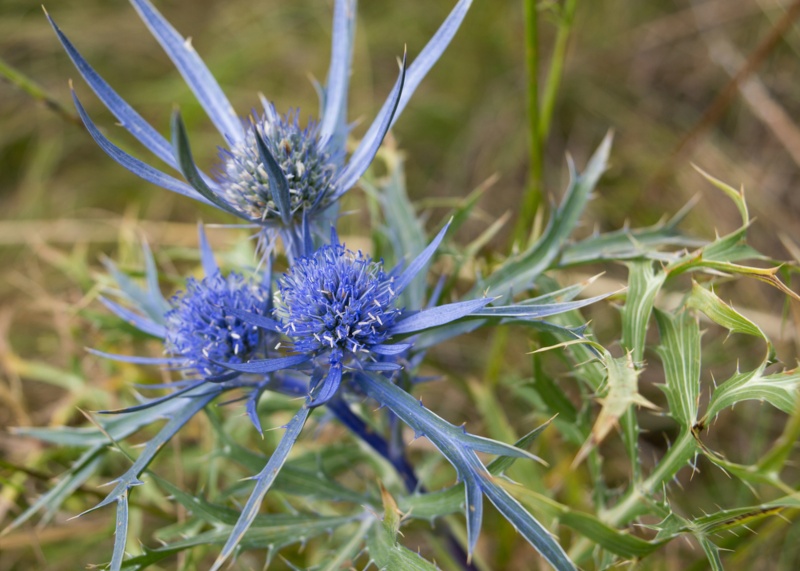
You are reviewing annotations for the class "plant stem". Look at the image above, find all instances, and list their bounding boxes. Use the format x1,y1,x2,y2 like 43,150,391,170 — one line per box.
513,0,543,243
539,0,577,141
569,428,698,562
0,56,80,125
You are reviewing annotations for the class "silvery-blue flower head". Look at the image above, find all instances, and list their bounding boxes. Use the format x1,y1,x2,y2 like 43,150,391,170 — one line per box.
47,0,474,257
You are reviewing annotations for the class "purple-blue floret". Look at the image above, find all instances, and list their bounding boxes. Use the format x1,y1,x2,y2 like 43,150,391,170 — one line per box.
165,272,270,376
275,243,403,366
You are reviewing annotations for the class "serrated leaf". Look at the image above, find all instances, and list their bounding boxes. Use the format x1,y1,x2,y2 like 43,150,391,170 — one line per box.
687,283,772,360
559,214,702,267
621,261,666,363
688,283,765,339
367,486,440,570
210,405,312,571
319,518,373,571
693,165,749,225
698,536,724,571
704,362,800,421
120,513,359,570
356,372,574,570
368,520,440,571
480,133,612,297
110,493,129,571
655,309,701,427
13,388,206,447
496,480,664,559
7,447,104,531
88,388,221,517
693,496,800,534
153,474,365,531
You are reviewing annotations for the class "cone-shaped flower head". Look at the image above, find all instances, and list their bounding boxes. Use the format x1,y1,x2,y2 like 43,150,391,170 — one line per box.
47,0,473,257
275,239,402,366
217,107,339,224
93,226,288,383
165,272,269,377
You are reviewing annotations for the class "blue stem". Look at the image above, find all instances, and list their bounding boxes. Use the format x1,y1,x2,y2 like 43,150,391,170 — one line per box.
326,398,419,492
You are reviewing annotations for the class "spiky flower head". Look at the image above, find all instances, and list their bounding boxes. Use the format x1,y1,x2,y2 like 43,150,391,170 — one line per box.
165,272,270,377
49,0,474,258
275,241,402,366
216,106,339,223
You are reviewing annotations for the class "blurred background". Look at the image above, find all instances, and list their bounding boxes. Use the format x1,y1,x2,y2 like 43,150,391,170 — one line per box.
3,0,800,569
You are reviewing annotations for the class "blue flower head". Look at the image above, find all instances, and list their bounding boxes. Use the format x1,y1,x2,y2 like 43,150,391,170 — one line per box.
275,237,402,364
93,225,308,420
216,106,340,224
225,223,494,406
47,0,474,257
164,271,269,377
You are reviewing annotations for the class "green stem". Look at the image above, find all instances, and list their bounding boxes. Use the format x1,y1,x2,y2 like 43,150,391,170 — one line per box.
513,0,543,243
538,0,577,141
0,56,79,125
569,429,698,562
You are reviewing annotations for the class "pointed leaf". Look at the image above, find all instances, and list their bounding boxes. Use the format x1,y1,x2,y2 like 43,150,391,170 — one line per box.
333,52,406,197
110,494,129,571
87,388,220,515
7,447,104,531
319,0,356,146
120,513,359,570
574,352,657,465
47,12,178,168
98,297,166,338
368,493,441,571
71,91,208,204
254,127,293,225
480,133,612,296
129,0,244,143
687,282,771,355
355,372,573,569
394,220,450,296
216,354,310,374
390,298,492,335
210,405,311,571
170,110,248,218
470,291,614,320
704,363,800,421
391,0,473,124
655,309,701,427
308,365,342,407
225,306,282,332
86,347,177,366
621,261,666,363
400,424,552,518
197,223,219,276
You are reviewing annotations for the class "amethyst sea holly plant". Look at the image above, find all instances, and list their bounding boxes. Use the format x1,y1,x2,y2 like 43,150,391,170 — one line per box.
8,0,800,570
5,1,631,570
